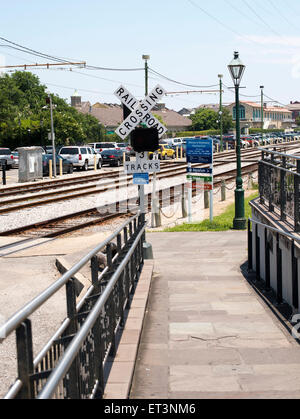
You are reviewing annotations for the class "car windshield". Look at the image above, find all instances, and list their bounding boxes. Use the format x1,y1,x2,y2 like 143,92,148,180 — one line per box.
0,149,11,155
60,148,78,155
101,150,118,156
96,144,114,149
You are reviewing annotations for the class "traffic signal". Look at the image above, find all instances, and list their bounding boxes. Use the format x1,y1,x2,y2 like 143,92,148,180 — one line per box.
46,96,51,105
131,128,159,153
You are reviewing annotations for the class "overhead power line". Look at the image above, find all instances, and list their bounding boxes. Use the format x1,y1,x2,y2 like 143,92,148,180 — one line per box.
148,67,218,89
242,0,282,37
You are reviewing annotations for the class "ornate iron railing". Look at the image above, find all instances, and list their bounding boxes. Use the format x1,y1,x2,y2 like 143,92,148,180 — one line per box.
1,213,146,399
258,148,300,232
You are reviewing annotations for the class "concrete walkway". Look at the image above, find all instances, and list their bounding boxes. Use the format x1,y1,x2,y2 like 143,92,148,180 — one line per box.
130,231,300,399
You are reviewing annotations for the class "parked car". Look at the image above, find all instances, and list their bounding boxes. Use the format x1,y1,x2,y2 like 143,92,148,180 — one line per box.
149,144,176,160
101,149,129,167
59,146,101,171
0,148,13,169
88,142,118,153
11,152,19,168
42,154,74,176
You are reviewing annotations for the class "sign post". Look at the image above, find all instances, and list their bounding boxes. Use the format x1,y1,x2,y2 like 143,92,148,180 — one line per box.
186,138,214,223
114,84,167,222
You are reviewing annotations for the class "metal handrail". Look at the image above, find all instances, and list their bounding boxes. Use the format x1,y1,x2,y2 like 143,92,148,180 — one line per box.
37,225,145,399
249,218,300,242
0,212,141,341
258,147,300,161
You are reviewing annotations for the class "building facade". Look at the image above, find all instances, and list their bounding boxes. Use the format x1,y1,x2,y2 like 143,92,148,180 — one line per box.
71,94,192,134
226,101,294,130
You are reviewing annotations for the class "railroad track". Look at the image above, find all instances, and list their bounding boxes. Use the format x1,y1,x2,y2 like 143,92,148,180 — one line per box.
0,142,299,242
0,162,258,242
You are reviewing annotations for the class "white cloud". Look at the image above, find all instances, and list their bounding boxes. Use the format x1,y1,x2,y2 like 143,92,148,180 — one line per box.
242,35,300,48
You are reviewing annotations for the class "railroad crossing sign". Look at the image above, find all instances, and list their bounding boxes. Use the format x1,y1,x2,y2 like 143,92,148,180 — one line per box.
114,85,168,140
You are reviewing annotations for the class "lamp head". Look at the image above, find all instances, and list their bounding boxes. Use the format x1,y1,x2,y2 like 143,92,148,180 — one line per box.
228,51,245,87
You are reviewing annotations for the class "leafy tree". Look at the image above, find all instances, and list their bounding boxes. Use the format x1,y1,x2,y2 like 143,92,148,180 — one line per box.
190,107,233,133
0,71,105,149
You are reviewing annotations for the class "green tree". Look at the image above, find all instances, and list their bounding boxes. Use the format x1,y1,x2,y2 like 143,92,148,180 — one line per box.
0,71,105,148
190,107,233,133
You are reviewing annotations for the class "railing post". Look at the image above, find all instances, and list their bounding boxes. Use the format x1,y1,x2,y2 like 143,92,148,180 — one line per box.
91,266,105,399
292,241,299,310
248,219,253,272
295,161,300,232
16,320,34,399
255,224,260,280
276,233,283,304
264,227,270,289
65,279,81,399
280,156,287,221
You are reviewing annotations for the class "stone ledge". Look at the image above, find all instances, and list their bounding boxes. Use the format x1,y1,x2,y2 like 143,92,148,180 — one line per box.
103,260,154,399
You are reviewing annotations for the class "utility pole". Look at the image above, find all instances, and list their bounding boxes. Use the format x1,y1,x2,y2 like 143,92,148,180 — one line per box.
46,93,56,177
260,86,264,141
218,74,224,152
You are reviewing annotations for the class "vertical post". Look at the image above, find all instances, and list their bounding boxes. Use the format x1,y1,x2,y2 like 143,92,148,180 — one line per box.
65,279,80,399
2,163,6,185
218,74,224,152
255,223,260,280
188,162,192,222
49,159,53,179
16,320,34,399
292,241,299,309
295,161,300,232
264,227,270,289
276,233,283,304
209,140,214,223
260,86,264,142
48,94,56,178
233,84,246,230
248,219,253,272
59,157,63,176
280,156,287,221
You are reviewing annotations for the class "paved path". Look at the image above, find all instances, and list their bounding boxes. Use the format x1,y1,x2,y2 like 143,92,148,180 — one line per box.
130,231,300,399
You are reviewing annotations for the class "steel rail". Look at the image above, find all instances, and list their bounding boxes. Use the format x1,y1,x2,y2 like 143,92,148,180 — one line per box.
249,218,300,242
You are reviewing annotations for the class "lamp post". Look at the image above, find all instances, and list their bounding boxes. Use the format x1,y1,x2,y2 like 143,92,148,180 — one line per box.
218,74,224,152
228,51,246,230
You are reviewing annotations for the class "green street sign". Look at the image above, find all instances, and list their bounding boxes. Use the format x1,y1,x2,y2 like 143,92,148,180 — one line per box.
187,175,213,182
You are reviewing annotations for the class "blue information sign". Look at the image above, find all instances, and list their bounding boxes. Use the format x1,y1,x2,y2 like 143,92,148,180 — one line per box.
186,138,213,164
133,172,149,185
187,167,212,174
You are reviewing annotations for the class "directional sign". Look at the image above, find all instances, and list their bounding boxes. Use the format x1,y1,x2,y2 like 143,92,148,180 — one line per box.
187,175,212,182
187,167,212,175
114,85,168,140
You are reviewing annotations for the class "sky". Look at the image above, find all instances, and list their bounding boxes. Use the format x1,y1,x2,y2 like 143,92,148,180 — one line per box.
1,0,300,111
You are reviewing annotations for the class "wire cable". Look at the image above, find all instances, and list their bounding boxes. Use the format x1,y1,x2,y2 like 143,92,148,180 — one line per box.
148,67,218,89
242,0,282,37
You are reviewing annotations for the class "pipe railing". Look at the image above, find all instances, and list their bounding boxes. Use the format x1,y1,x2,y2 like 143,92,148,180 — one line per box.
2,212,146,399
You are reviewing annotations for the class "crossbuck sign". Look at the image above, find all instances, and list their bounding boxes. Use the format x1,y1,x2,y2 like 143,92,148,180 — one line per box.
114,85,168,140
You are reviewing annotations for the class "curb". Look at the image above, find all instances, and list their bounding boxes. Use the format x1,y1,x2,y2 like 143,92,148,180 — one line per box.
103,260,154,399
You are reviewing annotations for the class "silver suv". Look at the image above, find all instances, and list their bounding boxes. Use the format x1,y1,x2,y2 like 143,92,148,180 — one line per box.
88,142,118,153
0,148,13,169
59,146,101,171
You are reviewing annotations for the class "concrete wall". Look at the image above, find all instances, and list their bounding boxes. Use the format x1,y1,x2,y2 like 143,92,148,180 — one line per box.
251,203,300,313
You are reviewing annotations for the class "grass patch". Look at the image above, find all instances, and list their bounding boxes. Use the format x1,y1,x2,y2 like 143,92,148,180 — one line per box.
164,192,258,232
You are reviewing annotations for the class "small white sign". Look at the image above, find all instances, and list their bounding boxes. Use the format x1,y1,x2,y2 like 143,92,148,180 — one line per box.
124,160,160,174
29,156,35,173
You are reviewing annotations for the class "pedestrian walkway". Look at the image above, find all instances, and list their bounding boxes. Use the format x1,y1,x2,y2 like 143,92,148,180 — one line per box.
130,231,300,399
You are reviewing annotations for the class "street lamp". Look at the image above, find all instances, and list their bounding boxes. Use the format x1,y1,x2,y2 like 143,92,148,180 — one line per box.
228,51,246,230
142,55,150,96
